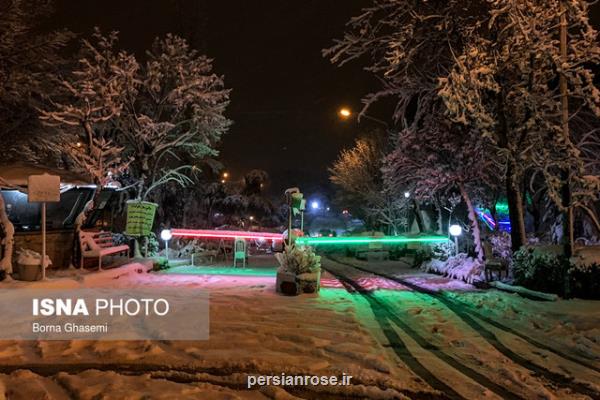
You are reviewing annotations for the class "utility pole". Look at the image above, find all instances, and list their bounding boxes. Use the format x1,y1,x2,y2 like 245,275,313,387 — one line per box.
559,0,574,259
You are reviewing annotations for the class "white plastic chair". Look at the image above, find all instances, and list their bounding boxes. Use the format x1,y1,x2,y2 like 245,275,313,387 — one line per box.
233,237,247,268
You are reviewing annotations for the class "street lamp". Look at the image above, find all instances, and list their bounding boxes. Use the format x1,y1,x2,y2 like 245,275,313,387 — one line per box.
311,200,320,210
449,224,462,256
337,106,389,130
161,229,172,262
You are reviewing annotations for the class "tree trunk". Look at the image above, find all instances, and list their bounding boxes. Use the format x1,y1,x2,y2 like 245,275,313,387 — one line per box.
412,199,425,233
559,1,574,258
0,192,15,273
506,161,527,251
459,184,483,262
435,198,444,234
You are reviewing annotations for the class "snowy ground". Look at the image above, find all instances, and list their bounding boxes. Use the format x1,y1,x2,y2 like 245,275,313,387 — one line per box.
322,256,600,400
0,255,598,399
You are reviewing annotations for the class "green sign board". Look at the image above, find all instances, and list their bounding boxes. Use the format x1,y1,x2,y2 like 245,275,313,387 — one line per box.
125,201,157,237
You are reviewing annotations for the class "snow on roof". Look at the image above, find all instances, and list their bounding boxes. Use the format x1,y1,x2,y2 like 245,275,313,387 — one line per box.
0,162,91,187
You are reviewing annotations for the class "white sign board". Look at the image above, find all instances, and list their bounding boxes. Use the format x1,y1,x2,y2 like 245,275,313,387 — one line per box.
28,174,60,203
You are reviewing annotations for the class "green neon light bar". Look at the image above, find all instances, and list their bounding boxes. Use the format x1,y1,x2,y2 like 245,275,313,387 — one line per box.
295,236,449,246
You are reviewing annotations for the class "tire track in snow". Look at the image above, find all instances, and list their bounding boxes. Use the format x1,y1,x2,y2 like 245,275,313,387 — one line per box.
445,297,600,374
328,257,600,400
324,260,523,400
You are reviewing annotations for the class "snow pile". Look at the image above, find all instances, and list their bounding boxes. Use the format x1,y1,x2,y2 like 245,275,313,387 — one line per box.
16,248,52,267
422,254,483,283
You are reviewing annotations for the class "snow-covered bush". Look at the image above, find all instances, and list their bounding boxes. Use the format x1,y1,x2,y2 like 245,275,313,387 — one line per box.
146,233,159,256
275,245,321,275
422,254,483,283
432,241,455,261
113,232,159,257
513,247,600,299
168,239,209,259
412,248,433,268
152,257,169,271
511,247,567,295
488,232,512,260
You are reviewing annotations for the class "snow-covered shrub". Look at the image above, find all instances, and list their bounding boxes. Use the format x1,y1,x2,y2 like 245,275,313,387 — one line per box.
422,254,483,283
511,247,567,295
488,232,511,260
512,247,600,299
152,257,169,271
172,239,207,259
146,232,159,256
113,232,159,257
413,248,433,268
275,245,321,275
432,241,455,261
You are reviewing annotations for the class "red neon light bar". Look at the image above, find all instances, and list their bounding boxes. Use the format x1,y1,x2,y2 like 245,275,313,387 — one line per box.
171,229,284,241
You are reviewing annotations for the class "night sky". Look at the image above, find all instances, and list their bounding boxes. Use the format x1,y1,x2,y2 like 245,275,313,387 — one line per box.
51,1,600,198
52,0,378,198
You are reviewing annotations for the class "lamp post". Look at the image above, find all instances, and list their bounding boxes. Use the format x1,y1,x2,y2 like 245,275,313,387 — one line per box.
404,191,411,233
449,224,462,256
161,229,172,262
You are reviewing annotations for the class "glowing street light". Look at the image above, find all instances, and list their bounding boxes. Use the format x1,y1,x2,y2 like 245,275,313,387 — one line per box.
404,191,410,199
161,229,172,262
449,224,462,256
311,200,320,210
338,107,352,119
223,172,229,178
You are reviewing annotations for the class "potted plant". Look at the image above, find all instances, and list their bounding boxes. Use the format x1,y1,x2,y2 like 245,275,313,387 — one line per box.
275,244,321,295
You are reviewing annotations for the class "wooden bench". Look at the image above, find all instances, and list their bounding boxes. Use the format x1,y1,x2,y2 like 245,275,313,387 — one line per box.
483,241,508,281
79,231,130,270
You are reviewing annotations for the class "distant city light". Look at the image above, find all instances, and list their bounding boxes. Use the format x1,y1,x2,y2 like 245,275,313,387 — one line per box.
404,191,410,198
338,107,352,118
221,179,226,184
223,172,229,178
311,201,320,209
326,207,330,211
249,216,254,221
